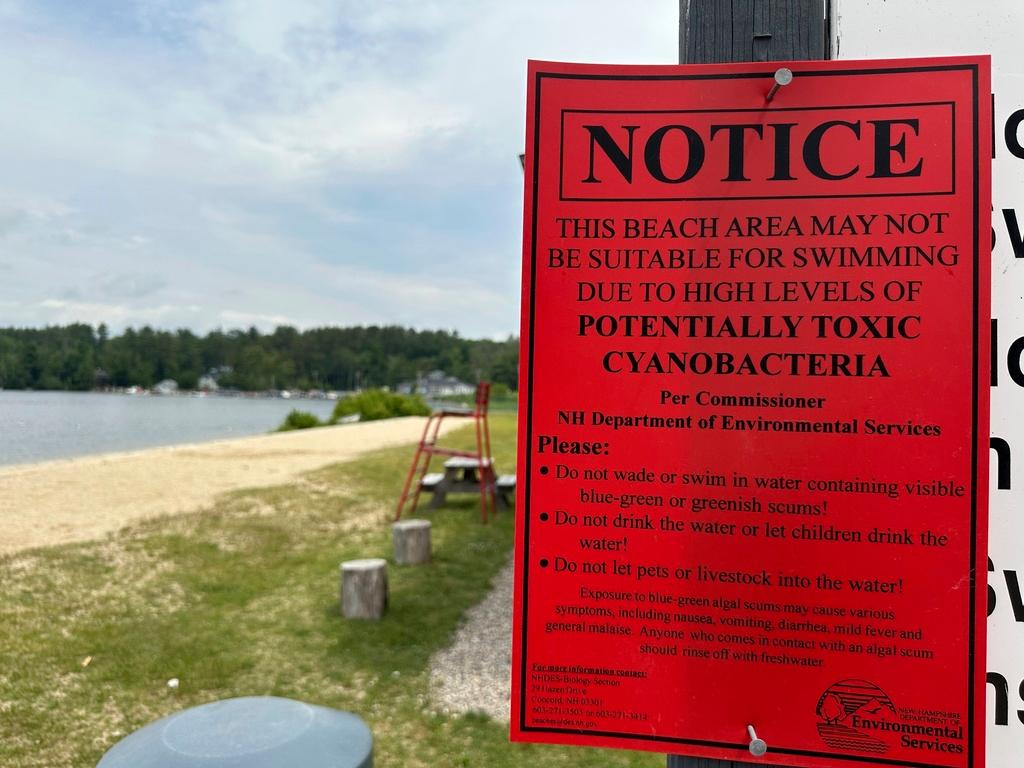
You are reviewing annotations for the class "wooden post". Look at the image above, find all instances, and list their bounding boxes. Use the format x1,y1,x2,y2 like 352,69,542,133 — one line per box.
679,0,826,65
340,558,389,620
669,2,828,766
393,519,432,565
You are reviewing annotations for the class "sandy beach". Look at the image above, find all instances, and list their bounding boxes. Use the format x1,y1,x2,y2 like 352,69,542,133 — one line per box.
0,416,458,556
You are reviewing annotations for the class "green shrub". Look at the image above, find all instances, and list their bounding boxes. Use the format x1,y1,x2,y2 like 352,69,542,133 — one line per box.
331,389,431,423
276,409,322,431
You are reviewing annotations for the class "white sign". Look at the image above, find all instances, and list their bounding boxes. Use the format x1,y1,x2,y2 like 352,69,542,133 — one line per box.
835,3,1024,767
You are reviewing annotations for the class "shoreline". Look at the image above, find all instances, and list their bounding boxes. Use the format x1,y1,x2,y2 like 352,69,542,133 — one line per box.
0,416,458,557
0,420,345,475
0,389,341,467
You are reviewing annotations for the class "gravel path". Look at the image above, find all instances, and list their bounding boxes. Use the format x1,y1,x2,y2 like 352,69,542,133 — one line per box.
429,558,514,721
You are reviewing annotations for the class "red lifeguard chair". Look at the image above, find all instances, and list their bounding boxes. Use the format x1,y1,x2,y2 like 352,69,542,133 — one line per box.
395,382,496,522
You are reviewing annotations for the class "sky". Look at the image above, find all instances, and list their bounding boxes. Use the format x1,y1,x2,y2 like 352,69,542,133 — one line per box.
0,0,676,339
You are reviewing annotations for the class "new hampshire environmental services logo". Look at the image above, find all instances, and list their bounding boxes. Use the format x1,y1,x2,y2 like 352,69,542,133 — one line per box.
815,679,965,757
815,679,897,754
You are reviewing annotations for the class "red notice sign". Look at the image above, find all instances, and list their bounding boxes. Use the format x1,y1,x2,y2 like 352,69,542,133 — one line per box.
511,57,991,768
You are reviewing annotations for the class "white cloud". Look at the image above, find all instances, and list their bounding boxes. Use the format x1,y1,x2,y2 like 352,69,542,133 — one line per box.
311,261,513,326
218,308,308,328
36,299,202,327
0,0,678,337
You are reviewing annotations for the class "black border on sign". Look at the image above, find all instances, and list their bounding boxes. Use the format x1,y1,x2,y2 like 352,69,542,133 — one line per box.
518,63,982,768
557,101,956,201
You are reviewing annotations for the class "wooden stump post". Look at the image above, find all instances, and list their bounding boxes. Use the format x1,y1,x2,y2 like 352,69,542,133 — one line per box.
669,2,827,767
392,519,432,565
340,558,388,620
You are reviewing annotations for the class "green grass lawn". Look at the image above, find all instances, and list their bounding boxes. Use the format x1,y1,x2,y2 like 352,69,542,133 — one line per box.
0,414,660,768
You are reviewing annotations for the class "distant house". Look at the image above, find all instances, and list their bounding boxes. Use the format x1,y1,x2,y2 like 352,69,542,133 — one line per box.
197,366,232,391
153,379,179,395
398,370,475,397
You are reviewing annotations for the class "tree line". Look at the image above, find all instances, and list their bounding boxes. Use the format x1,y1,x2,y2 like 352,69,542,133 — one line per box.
0,324,519,392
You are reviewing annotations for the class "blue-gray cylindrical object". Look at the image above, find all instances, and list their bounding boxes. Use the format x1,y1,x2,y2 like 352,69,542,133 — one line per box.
96,696,372,768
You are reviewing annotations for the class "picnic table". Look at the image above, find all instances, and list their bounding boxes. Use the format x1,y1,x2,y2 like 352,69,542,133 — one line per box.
420,456,516,511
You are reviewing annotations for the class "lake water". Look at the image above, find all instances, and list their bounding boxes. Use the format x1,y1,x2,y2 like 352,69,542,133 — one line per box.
0,391,338,467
